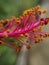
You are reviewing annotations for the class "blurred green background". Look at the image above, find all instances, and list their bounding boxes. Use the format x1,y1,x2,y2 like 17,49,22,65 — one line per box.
0,0,42,65
0,0,41,19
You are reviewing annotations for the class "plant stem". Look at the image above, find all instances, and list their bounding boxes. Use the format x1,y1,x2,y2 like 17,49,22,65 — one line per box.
15,45,29,65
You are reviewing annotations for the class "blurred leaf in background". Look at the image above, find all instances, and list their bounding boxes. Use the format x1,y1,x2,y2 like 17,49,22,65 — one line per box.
0,0,41,65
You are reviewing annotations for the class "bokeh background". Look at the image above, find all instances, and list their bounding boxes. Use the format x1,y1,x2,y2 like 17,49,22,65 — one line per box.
0,0,49,65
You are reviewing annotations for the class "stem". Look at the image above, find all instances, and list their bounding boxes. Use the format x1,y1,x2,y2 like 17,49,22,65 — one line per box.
15,45,29,65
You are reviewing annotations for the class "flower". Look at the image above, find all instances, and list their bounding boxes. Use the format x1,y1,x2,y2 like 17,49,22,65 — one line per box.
0,5,49,52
